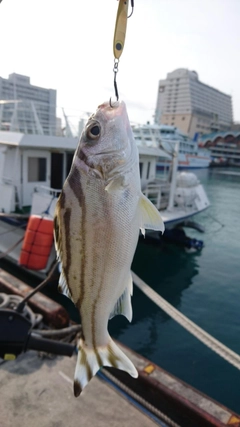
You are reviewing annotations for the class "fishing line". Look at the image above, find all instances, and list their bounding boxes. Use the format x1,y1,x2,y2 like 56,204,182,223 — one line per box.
16,260,58,314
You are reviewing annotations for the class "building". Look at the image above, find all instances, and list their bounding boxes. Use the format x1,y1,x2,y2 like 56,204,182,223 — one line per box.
154,69,233,138
200,130,240,166
0,73,57,135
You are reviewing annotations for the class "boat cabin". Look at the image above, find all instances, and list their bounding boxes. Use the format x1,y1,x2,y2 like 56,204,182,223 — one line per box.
0,131,78,213
0,131,170,214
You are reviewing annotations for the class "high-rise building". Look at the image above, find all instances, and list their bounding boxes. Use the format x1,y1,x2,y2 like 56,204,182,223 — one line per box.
154,69,233,138
0,73,57,135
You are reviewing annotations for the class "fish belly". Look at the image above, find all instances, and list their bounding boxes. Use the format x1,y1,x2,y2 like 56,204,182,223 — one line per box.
61,173,140,348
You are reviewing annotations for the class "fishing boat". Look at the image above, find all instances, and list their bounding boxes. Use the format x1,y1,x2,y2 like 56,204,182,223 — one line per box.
0,129,210,278
132,123,211,169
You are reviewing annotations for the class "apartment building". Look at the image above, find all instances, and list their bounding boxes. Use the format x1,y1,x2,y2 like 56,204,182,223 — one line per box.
0,73,56,135
154,69,233,138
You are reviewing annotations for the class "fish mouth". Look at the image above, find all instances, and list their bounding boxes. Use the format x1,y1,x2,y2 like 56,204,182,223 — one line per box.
97,100,126,116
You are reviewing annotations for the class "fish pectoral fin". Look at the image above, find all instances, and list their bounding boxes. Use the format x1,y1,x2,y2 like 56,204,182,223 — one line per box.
74,337,138,397
109,274,133,322
138,193,165,234
105,176,125,194
58,269,73,301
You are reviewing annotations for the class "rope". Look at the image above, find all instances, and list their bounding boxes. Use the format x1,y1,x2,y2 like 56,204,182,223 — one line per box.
16,260,58,313
132,271,240,370
0,236,24,259
34,325,81,338
101,369,181,427
0,222,27,236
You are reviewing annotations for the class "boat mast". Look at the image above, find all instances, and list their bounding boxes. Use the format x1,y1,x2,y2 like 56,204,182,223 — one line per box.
62,108,73,137
167,141,179,211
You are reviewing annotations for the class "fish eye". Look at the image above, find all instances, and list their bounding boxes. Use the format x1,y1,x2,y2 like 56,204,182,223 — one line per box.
86,122,101,140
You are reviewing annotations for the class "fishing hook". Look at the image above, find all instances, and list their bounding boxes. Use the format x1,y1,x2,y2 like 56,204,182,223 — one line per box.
109,60,119,107
113,59,119,100
110,0,134,108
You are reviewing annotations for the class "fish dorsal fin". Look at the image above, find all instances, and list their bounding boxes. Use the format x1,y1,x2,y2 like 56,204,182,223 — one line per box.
138,193,165,234
58,268,73,301
109,273,133,322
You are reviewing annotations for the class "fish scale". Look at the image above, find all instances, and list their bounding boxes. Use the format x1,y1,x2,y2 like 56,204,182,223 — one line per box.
54,101,165,396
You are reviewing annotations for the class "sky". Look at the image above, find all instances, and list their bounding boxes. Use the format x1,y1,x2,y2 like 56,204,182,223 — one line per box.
1,0,240,129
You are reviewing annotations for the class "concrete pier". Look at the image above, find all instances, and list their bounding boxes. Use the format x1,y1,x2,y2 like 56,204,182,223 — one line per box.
0,352,158,427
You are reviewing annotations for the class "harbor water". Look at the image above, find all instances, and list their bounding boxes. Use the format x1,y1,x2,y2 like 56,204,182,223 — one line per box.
1,168,240,413
110,168,240,413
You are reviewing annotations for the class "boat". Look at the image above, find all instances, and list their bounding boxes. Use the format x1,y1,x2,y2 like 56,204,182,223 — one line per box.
132,123,211,169
0,129,210,278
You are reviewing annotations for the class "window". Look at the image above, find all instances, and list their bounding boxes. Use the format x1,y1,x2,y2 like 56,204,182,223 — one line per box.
28,157,46,182
139,162,143,178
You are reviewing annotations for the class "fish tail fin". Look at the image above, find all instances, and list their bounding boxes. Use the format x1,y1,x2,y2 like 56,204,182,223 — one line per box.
73,337,138,397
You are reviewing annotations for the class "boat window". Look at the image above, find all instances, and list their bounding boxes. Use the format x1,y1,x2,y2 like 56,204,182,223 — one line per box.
139,162,143,178
28,157,46,182
147,161,151,179
51,153,63,189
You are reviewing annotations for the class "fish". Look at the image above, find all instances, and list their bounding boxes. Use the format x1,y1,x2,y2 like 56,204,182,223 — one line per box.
53,100,164,397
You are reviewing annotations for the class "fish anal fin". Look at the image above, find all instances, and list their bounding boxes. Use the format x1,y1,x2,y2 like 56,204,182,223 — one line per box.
139,193,165,233
58,269,73,301
109,274,133,322
74,337,138,397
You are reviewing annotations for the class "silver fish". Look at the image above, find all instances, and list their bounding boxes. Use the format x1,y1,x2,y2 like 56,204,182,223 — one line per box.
54,101,164,396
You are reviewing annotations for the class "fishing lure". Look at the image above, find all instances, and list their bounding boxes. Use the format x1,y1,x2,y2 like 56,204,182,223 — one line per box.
112,0,134,102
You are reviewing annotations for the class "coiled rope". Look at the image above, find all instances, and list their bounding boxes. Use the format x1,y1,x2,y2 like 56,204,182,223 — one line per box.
132,271,240,370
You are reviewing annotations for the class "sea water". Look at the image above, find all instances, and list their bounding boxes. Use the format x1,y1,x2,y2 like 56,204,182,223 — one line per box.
110,168,240,413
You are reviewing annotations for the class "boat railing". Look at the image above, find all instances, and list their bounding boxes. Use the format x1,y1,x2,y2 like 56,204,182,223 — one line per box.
143,181,170,210
34,185,62,198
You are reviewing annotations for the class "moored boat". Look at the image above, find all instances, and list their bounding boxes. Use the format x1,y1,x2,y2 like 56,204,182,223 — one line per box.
0,129,210,278
132,123,211,169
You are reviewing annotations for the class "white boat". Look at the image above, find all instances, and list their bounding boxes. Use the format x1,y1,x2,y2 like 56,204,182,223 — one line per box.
132,123,211,169
0,130,210,278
